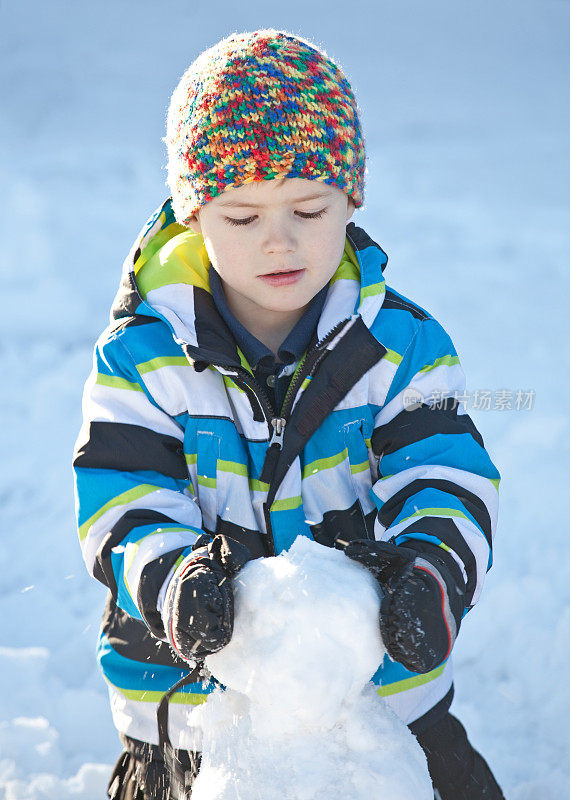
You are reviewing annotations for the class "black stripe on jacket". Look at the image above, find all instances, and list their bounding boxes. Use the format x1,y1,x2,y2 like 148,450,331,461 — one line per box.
371,404,485,458
73,422,188,479
93,509,185,602
377,478,493,547
382,289,430,321
101,594,188,669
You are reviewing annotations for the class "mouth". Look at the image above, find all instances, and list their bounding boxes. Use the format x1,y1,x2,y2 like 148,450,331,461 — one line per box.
259,268,306,286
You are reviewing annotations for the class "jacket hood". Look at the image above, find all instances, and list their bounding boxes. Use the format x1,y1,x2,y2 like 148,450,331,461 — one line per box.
111,198,388,365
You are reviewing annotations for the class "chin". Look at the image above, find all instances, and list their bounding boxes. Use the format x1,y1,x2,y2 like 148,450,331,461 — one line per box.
262,301,308,314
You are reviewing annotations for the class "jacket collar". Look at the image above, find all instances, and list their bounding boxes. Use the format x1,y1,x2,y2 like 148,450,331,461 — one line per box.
111,198,389,366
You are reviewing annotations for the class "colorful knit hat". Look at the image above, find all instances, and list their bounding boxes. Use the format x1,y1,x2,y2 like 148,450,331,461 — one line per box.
166,29,365,224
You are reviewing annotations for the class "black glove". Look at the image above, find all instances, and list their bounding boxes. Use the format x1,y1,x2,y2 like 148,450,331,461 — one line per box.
162,534,252,663
343,539,466,674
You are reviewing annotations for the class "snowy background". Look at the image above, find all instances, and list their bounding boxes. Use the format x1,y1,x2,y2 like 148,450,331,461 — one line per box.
1,0,568,796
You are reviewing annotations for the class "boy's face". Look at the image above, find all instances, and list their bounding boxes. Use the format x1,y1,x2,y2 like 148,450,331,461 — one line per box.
187,178,355,338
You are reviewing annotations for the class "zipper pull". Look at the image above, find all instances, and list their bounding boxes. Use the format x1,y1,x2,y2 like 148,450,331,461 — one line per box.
260,417,286,485
269,417,286,448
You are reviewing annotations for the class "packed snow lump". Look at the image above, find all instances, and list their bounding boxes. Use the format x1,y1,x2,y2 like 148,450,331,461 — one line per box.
190,536,432,799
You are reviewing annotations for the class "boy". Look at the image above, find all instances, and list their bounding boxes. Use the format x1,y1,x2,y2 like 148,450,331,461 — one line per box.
73,30,505,799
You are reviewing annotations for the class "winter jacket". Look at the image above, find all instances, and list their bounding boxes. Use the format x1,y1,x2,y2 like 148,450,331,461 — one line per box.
73,199,500,750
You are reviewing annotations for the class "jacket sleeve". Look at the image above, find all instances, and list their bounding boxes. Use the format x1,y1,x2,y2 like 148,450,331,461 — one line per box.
369,316,500,611
73,324,205,638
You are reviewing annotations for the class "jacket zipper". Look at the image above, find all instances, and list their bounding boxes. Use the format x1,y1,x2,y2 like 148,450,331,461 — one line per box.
263,318,351,554
210,317,351,555
267,318,348,444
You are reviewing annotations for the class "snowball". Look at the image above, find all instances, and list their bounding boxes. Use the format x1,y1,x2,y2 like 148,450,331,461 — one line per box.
191,536,432,799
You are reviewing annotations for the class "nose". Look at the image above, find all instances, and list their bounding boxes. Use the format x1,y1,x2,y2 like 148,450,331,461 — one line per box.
262,215,296,255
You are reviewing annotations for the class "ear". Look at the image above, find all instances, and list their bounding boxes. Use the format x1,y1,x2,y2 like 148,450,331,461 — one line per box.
186,213,202,234
346,198,355,221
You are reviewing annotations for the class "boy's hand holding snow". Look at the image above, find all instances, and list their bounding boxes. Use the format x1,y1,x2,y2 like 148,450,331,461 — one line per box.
162,535,252,663
342,539,466,674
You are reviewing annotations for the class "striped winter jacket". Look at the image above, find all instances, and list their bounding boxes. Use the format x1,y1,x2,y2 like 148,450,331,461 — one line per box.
73,199,500,750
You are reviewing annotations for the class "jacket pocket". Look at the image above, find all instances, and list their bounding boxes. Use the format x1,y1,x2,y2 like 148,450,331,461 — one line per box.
342,419,376,519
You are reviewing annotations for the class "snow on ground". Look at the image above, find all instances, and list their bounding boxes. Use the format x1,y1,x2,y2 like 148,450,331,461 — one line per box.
194,537,431,800
1,0,569,797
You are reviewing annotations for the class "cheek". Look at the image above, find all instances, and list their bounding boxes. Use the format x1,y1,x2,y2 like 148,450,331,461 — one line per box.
309,226,346,275
205,240,246,283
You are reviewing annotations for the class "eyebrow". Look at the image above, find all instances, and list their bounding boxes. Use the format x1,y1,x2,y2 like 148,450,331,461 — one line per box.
217,191,332,209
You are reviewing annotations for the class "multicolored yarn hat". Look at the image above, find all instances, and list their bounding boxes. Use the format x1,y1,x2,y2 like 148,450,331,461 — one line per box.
166,29,365,224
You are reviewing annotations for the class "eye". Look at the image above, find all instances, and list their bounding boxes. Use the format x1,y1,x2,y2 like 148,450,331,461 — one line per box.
224,215,257,227
223,208,328,226
296,208,327,220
